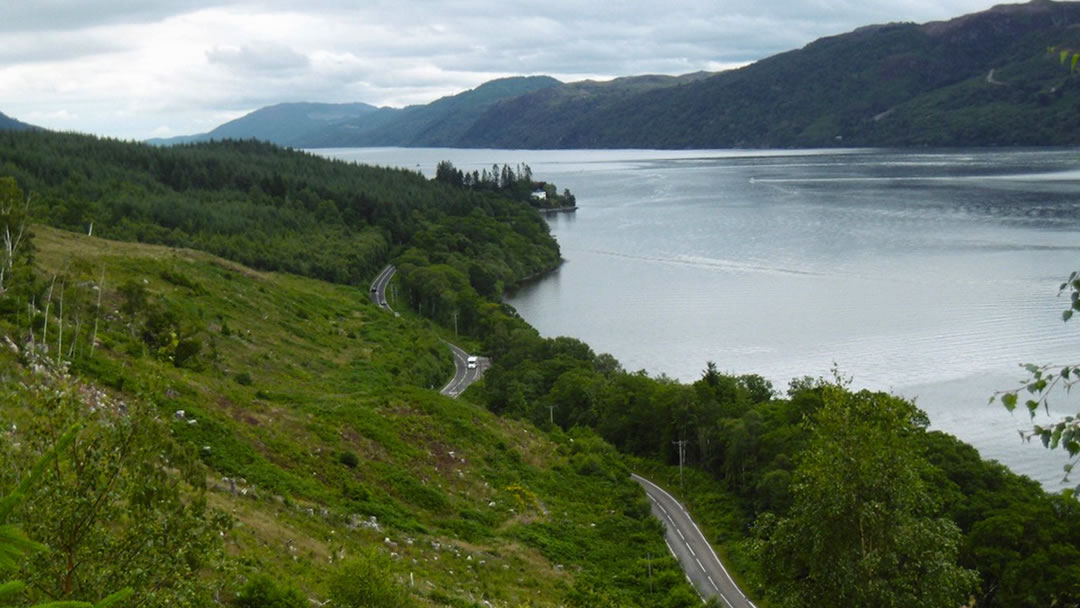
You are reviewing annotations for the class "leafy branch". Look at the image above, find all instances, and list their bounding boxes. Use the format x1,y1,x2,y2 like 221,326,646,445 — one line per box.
991,270,1080,485
0,425,134,607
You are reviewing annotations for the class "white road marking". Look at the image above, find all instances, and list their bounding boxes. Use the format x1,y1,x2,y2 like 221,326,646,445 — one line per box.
631,474,752,608
687,543,696,557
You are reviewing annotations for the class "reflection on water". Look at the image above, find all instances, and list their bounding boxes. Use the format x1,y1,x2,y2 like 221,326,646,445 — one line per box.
318,146,1080,491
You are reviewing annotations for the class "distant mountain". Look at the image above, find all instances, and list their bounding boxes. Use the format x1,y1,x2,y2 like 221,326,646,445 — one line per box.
467,0,1080,147
0,111,38,132
457,72,713,147
147,102,379,146
153,0,1080,149
295,76,563,147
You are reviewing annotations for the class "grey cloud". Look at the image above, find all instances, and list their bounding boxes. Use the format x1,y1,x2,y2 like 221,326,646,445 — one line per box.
0,0,227,33
207,42,311,74
0,0,1003,139
0,32,124,66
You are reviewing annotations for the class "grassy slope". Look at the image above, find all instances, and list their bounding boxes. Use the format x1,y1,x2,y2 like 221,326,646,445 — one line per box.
12,225,695,607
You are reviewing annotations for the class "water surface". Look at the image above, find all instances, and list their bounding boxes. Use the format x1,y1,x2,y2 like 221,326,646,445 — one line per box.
319,147,1080,490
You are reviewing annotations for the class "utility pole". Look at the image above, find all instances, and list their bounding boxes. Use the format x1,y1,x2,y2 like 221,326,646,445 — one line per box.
673,439,687,491
647,552,653,594
452,310,458,336
547,405,555,426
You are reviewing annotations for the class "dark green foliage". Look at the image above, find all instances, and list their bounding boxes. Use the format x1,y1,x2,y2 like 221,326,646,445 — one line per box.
1,371,228,607
434,160,576,210
0,130,557,290
0,177,36,302
338,451,359,468
234,2,1080,149
758,387,977,608
299,76,561,148
480,330,1080,606
0,112,37,132
235,574,308,608
173,337,202,368
234,371,253,386
327,550,416,608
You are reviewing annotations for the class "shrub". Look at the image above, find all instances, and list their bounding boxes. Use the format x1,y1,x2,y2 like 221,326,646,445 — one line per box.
235,574,307,608
328,550,415,608
174,338,202,368
339,451,359,468
234,371,253,386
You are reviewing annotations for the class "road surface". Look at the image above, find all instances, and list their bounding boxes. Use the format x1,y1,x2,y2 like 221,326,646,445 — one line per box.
631,474,757,608
369,265,488,398
369,264,396,311
440,341,489,398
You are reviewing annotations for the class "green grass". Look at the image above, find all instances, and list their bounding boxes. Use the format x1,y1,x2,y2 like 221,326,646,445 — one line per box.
2,225,698,607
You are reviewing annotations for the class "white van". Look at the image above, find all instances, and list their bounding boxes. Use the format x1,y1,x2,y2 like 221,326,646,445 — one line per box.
466,356,478,369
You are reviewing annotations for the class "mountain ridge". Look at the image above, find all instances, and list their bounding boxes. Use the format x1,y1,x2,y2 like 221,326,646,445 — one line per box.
0,111,38,132
147,0,1080,148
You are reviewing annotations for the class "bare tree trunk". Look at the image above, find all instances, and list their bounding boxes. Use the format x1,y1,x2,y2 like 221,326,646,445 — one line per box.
42,275,56,352
0,192,32,296
56,278,66,366
28,296,36,348
69,312,82,359
90,265,105,358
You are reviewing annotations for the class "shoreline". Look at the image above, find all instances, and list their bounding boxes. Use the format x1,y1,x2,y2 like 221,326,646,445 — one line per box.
535,205,578,215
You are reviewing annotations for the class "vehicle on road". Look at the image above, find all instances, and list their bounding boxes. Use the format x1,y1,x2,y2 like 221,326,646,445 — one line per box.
467,356,478,369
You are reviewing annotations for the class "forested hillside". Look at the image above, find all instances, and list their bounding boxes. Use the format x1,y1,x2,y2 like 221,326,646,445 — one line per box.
466,0,1080,148
0,132,700,606
145,0,1080,149
0,111,36,132
0,224,699,607
298,76,562,148
2,130,1078,607
0,130,559,290
147,102,380,147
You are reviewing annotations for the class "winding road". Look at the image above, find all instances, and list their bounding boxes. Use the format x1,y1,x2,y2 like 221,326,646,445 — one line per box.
369,264,397,311
440,340,489,398
370,266,745,599
369,265,488,398
632,474,757,608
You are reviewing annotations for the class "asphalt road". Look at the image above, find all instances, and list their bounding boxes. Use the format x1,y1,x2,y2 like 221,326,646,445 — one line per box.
369,264,396,311
631,474,757,608
369,265,487,399
440,341,489,398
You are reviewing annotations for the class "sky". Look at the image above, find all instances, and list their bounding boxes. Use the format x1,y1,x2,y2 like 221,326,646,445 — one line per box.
0,0,1000,140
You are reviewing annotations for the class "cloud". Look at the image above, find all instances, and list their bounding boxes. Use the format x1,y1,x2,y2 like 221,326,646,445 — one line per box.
207,42,311,74
23,109,80,123
0,32,124,67
0,0,1004,139
0,0,222,33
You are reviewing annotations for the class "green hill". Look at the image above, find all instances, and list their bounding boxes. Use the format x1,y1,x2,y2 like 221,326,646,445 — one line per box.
0,111,37,131
0,224,697,607
466,0,1080,147
3,130,1079,607
298,76,563,148
147,102,380,146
